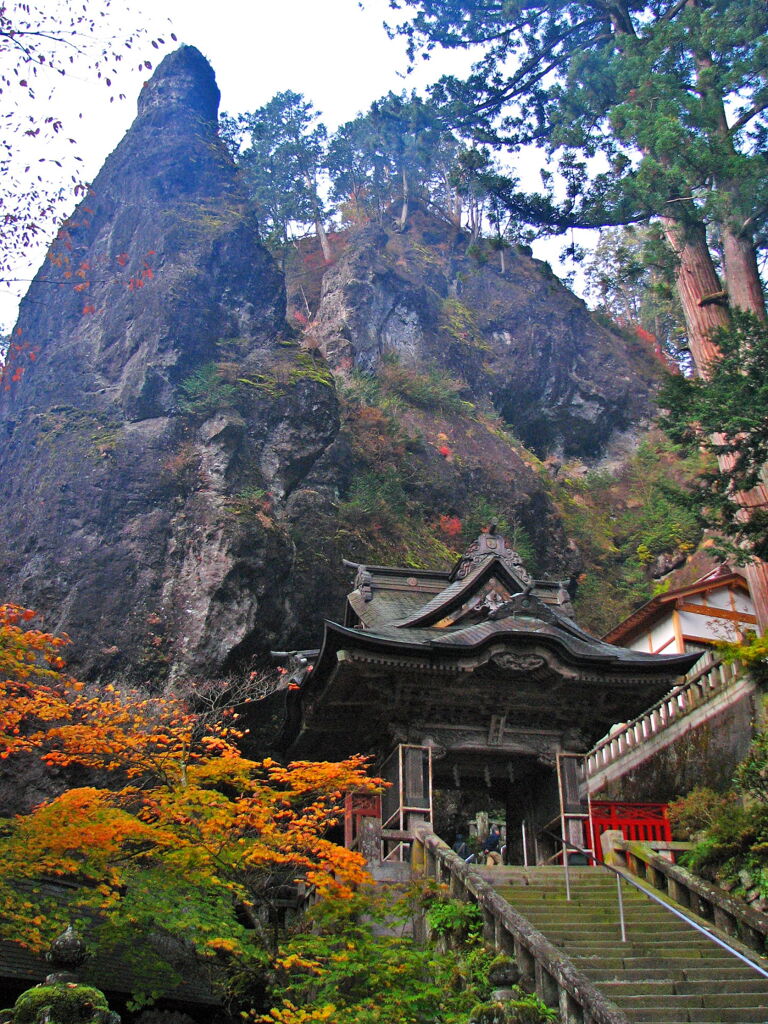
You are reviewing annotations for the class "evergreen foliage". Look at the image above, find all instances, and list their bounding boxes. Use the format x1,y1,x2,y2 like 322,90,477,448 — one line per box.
178,362,238,416
221,92,330,257
391,0,768,242
659,313,768,561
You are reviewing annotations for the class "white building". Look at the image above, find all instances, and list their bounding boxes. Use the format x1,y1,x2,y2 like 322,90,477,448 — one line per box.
603,566,756,656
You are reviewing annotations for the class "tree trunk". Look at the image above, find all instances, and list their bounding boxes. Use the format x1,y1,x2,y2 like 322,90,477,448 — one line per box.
685,39,768,628
661,216,728,370
398,166,410,232
446,176,462,227
692,51,766,321
302,172,333,263
664,215,768,631
315,217,332,263
722,229,767,319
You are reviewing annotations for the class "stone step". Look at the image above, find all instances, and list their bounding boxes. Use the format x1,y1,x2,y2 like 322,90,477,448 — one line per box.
509,917,697,932
581,966,766,982
552,937,720,950
561,933,749,951
598,978,768,997
614,993,768,1009
568,951,744,968
485,867,768,1021
676,978,768,994
569,954,749,970
563,943,758,967
497,888,658,903
621,1011,768,1023
484,881,618,893
511,904,661,916
480,866,602,875
501,898,663,912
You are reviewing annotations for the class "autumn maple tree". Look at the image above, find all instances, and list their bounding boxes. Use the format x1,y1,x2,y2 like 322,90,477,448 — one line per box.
0,604,380,1004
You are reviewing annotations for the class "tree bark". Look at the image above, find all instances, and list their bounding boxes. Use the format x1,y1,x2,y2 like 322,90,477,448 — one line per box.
661,216,728,370
315,217,332,263
663,213,768,630
722,229,767,319
399,166,410,232
692,50,766,321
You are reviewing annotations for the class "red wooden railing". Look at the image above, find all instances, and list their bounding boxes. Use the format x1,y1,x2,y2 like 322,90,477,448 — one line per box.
588,801,671,863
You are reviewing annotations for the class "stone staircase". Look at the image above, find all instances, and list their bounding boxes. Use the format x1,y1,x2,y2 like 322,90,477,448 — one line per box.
482,865,768,1024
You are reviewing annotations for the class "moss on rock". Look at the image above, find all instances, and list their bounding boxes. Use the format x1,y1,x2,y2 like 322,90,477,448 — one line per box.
6,983,118,1024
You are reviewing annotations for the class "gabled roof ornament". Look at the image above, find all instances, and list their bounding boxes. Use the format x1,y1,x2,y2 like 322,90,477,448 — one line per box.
489,585,558,625
452,524,532,584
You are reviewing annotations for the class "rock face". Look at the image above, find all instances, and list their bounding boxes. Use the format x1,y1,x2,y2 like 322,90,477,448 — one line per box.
306,210,662,458
0,47,338,685
0,49,661,687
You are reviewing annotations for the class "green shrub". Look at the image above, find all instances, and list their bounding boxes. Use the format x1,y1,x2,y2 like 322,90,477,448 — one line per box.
668,787,735,841
734,729,768,805
341,467,410,520
289,351,334,387
426,896,483,939
717,631,768,684
380,356,469,416
178,362,237,416
252,885,499,1024
681,802,768,894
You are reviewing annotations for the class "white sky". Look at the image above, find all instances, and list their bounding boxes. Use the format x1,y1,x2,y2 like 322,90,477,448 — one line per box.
1,0,583,332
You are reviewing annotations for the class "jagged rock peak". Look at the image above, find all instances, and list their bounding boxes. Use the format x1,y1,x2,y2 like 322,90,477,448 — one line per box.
137,45,220,124
0,42,302,687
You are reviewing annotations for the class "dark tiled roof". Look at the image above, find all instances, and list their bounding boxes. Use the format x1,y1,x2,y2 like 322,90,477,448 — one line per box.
319,616,697,676
0,882,218,1006
0,939,218,1006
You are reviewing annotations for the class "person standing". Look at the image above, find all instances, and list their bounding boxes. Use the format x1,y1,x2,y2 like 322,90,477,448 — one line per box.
483,824,502,866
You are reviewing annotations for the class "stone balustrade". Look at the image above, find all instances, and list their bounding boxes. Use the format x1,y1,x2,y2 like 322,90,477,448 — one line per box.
604,834,768,955
586,653,743,780
411,825,630,1024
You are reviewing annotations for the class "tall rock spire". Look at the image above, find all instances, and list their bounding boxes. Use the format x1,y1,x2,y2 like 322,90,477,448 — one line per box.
0,47,338,685
1,45,284,424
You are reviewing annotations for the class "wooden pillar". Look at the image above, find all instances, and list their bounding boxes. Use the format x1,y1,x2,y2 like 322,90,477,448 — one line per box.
505,778,518,865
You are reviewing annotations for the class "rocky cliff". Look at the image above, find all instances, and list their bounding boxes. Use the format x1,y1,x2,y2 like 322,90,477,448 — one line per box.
301,208,662,458
0,47,665,686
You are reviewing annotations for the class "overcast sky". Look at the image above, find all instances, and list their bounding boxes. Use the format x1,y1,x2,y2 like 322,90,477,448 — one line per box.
1,0,579,332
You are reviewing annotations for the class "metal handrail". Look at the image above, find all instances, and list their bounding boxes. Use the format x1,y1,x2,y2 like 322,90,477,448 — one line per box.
543,829,768,980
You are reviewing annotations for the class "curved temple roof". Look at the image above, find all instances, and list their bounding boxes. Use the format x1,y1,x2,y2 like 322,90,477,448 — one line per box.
278,530,700,759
